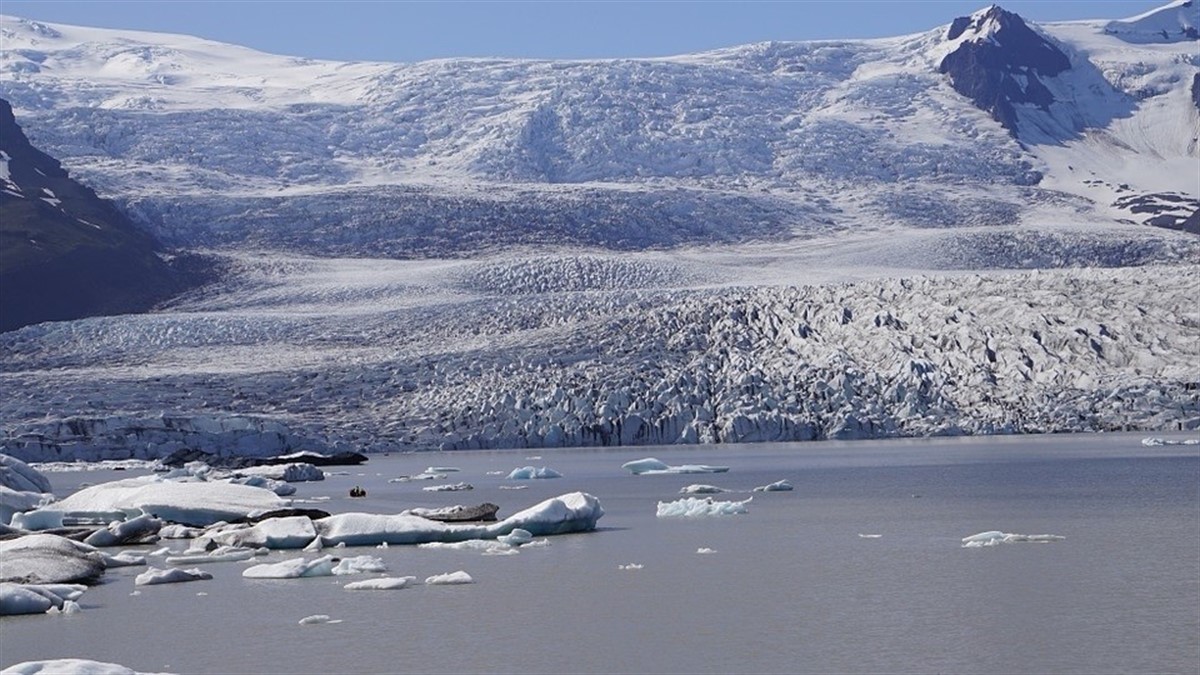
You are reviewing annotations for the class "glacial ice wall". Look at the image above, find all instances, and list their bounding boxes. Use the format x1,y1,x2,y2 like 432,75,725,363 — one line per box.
0,264,1196,460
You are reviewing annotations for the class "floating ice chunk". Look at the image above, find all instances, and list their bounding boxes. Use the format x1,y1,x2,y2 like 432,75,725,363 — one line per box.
506,466,562,480
622,458,729,475
485,471,506,476
696,548,717,554
656,496,751,518
498,485,527,490
426,467,461,474
618,563,644,570
207,516,317,549
134,567,212,585
148,547,171,557
0,455,52,495
858,534,883,539
315,492,603,546
680,484,727,494
52,478,287,527
497,528,533,547
0,534,107,584
961,531,1067,547
243,555,336,579
8,509,64,531
304,537,324,552
753,480,793,492
165,546,256,565
423,482,473,492
344,577,415,591
425,570,473,585
85,514,163,547
419,540,508,552
0,583,86,615
236,463,325,482
298,614,341,625
332,555,387,575
47,600,82,615
0,658,174,674
1141,437,1199,446
159,525,202,539
101,551,147,568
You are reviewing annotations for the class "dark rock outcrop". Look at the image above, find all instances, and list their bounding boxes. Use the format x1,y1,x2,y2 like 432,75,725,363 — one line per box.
0,99,208,333
938,6,1071,135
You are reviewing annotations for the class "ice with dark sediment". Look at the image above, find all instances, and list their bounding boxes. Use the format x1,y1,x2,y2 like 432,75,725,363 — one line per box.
0,534,107,584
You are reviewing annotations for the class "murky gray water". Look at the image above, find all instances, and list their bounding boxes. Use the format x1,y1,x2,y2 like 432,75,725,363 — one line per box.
3,433,1198,674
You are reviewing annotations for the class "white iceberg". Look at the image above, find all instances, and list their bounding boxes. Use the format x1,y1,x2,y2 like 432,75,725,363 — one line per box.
0,582,87,615
242,554,385,579
48,478,287,527
506,466,562,480
0,534,107,584
696,547,717,554
314,492,602,546
235,463,325,482
858,534,883,539
100,551,147,568
424,570,473,585
0,659,174,674
134,566,213,585
0,455,54,526
618,563,644,570
1141,437,1199,447
679,484,727,494
425,467,460,473
622,458,729,476
204,516,317,549
422,482,473,492
961,531,1067,547
165,546,257,565
344,577,415,591
84,514,163,547
656,496,751,518
298,614,342,625
752,480,793,492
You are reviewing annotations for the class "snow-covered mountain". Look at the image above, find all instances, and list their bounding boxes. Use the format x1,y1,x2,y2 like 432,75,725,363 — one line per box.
0,2,1197,258
0,4,1197,460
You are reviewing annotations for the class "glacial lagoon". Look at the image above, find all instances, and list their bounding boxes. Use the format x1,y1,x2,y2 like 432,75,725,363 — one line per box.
2,432,1198,674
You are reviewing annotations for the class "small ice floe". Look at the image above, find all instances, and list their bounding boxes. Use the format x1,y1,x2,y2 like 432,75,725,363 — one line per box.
148,547,171,557
158,525,203,539
1141,437,1199,446
618,563,644,570
0,658,172,674
0,583,87,615
205,515,318,549
622,458,729,476
46,600,82,615
298,614,342,625
961,531,1067,548
656,496,751,518
100,551,147,568
679,484,727,494
425,570,473,585
134,567,213,586
506,466,562,480
752,480,793,492
498,485,527,490
242,554,386,579
303,537,324,552
344,577,415,591
485,470,506,476
497,529,533,547
525,456,542,460
165,546,257,565
426,466,460,474
423,482,473,492
858,534,883,539
696,548,717,555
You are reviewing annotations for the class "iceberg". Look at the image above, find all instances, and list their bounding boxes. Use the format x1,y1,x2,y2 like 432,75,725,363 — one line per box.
298,614,342,625
425,570,473,585
422,482,473,492
344,576,414,591
84,514,163,547
235,463,325,482
961,531,1067,547
242,554,384,579
134,567,213,585
48,477,287,527
506,466,562,480
100,551,147,568
622,458,729,475
679,484,727,494
314,491,602,546
165,546,257,565
0,659,174,675
696,547,717,554
0,582,86,615
0,455,53,526
203,516,317,549
752,480,794,492
656,496,751,518
0,534,107,584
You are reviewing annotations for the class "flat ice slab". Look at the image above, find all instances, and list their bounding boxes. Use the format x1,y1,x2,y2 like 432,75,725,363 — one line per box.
134,567,213,586
0,659,174,675
344,577,414,591
656,496,751,518
622,458,729,475
506,466,562,479
425,570,473,585
961,531,1067,547
48,478,287,527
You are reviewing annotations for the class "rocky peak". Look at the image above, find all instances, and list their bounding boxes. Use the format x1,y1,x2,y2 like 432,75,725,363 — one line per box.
938,5,1071,135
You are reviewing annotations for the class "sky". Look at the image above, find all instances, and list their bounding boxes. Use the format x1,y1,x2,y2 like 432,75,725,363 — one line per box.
0,1,1166,62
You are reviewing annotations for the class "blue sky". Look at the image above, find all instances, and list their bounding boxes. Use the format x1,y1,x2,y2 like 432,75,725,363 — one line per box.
3,1,1163,62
